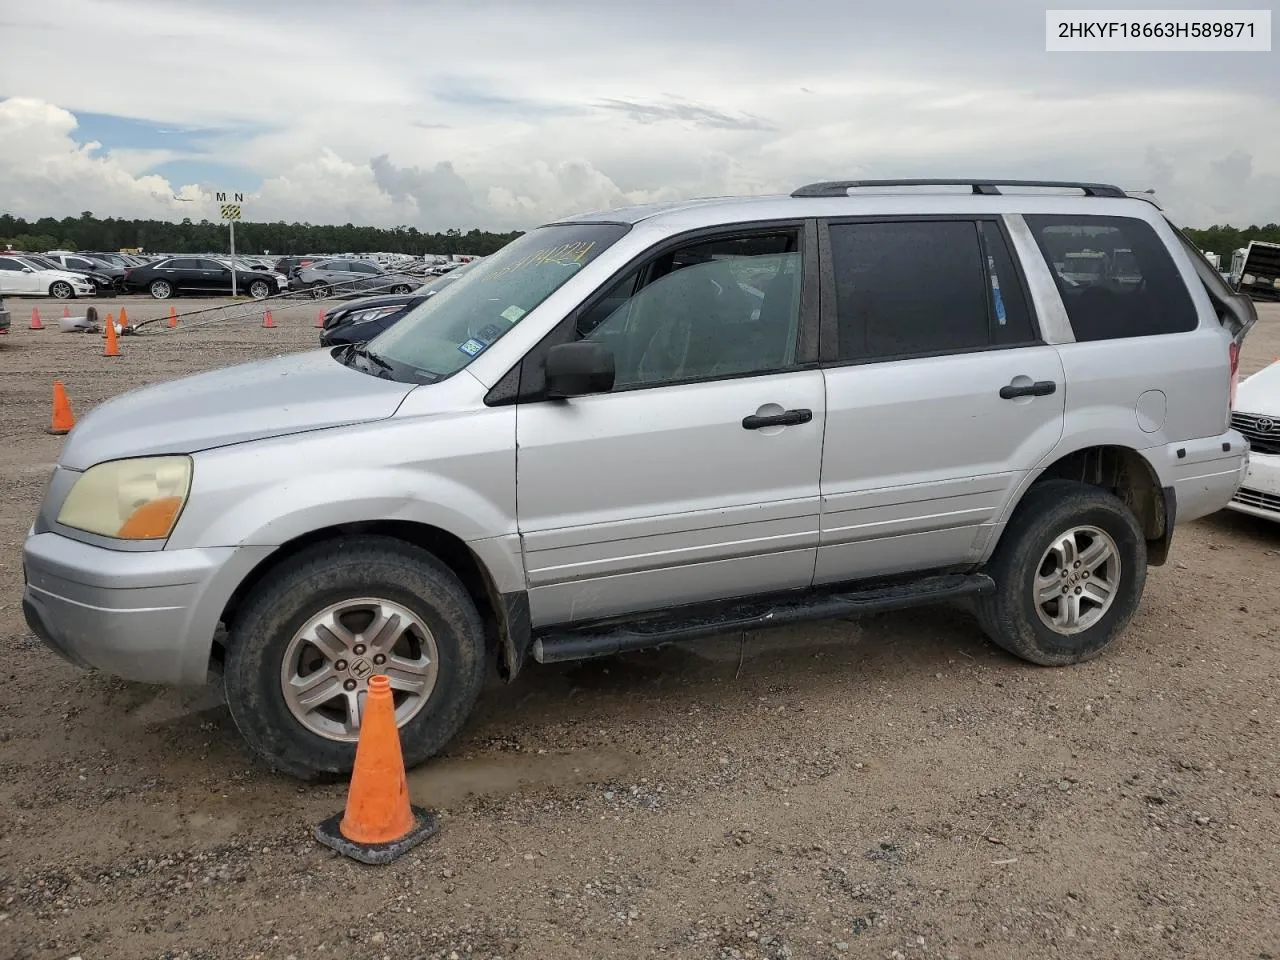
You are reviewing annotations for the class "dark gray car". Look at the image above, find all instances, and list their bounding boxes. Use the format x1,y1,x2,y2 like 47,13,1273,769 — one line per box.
295,259,419,300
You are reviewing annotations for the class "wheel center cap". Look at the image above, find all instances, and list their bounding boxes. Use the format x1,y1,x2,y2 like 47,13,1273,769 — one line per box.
349,657,373,680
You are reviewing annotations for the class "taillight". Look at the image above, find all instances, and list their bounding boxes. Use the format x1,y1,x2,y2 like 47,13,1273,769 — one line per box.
1228,340,1241,409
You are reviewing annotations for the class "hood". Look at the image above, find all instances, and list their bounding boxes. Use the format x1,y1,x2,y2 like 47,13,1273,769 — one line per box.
35,267,90,283
1237,360,1280,415
59,349,415,471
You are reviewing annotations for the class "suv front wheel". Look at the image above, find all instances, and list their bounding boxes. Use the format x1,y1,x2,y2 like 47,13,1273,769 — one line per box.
977,479,1147,666
223,536,489,781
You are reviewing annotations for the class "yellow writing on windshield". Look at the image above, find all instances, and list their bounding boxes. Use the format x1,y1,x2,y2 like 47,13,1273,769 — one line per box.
483,240,597,282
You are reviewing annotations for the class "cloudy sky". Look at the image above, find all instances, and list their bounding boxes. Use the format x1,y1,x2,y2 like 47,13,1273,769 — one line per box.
1,0,1277,231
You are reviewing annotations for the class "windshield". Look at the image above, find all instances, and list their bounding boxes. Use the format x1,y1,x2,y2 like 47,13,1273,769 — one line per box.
368,222,629,379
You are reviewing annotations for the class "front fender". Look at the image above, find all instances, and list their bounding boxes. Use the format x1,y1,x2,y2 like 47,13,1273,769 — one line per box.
192,468,514,548
166,406,518,575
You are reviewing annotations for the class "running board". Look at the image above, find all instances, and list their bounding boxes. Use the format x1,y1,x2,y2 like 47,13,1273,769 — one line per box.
530,572,995,665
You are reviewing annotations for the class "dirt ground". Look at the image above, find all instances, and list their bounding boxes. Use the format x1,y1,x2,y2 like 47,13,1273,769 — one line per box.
1,294,1278,960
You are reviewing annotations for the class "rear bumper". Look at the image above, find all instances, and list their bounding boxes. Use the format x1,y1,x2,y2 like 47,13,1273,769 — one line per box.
22,530,274,685
1160,429,1249,525
1226,450,1280,521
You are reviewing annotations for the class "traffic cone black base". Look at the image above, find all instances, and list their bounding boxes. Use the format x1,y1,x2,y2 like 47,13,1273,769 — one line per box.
314,806,438,865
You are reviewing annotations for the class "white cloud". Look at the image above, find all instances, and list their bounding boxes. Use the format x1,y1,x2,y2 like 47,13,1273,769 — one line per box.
1,0,1278,230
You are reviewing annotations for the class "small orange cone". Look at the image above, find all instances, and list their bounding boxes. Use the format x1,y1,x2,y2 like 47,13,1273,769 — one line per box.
30,307,43,330
104,313,120,357
262,309,275,329
168,306,178,328
47,381,76,435
118,305,128,330
315,309,325,328
314,675,438,864
63,305,70,319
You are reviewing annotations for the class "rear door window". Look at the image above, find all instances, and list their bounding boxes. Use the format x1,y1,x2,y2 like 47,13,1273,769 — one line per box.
825,219,1036,362
1022,214,1198,341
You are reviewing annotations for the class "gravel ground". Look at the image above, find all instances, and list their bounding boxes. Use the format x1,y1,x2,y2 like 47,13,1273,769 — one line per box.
1,295,1278,960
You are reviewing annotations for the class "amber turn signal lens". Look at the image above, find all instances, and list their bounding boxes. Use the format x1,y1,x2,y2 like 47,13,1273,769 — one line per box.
116,496,185,539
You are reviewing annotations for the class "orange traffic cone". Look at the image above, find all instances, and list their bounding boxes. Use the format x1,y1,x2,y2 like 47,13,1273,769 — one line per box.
104,313,120,357
168,306,178,328
315,309,325,328
63,305,70,319
47,381,76,435
30,307,43,330
262,309,275,329
118,305,128,330
314,675,438,864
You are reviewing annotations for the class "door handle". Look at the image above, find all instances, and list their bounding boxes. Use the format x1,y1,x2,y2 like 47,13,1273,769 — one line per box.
742,408,813,430
999,380,1056,400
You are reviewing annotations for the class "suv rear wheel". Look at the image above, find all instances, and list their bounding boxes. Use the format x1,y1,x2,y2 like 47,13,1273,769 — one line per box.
223,536,488,781
977,479,1147,666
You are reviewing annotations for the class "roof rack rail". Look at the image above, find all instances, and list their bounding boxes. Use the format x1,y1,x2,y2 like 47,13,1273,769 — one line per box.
790,179,1128,199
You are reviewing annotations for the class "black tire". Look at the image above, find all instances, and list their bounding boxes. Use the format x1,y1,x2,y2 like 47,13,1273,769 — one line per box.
391,284,412,295
223,536,488,781
309,282,329,299
50,281,74,299
248,280,270,300
149,279,173,300
976,479,1146,666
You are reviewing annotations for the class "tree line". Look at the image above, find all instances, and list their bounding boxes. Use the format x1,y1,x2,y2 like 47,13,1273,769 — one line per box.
2,211,1279,263
1178,223,1280,262
0,211,524,257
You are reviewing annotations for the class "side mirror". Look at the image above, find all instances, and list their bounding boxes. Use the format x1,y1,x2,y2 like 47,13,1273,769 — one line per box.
21,267,34,273
545,341,615,399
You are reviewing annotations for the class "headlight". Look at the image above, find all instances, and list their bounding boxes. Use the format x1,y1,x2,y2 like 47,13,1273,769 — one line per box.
57,456,193,540
347,306,401,325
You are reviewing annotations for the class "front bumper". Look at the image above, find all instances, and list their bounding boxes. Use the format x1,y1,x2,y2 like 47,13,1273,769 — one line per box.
1226,450,1280,521
22,530,274,685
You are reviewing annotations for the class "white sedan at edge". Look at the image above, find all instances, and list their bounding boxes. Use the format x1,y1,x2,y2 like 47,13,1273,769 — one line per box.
0,255,96,299
1227,360,1280,523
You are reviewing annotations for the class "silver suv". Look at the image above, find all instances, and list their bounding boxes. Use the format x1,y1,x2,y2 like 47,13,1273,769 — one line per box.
22,179,1256,780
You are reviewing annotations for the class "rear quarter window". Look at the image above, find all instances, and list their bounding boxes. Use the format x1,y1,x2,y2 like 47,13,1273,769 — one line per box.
1023,214,1198,341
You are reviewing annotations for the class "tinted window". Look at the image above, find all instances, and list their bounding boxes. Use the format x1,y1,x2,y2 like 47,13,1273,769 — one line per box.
1023,214,1198,341
322,261,347,271
68,257,94,269
351,262,379,274
828,221,991,360
198,259,226,271
165,259,196,270
581,232,802,388
0,258,21,272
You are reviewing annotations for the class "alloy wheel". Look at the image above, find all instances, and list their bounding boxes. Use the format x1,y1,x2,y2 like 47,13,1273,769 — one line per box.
279,597,439,741
1033,525,1122,635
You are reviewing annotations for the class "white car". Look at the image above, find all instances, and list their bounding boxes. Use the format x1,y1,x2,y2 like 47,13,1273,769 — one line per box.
0,256,96,298
1227,361,1280,522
